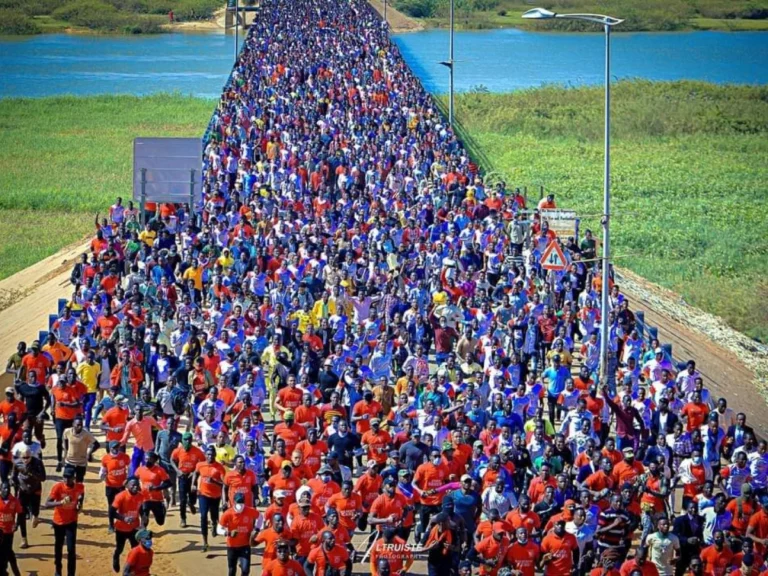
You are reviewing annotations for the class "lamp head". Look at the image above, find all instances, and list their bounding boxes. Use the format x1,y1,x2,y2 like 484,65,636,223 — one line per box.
522,8,556,19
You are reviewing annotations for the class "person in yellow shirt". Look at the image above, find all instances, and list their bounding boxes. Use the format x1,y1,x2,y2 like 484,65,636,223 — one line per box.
310,293,336,328
216,248,235,270
182,258,204,294
75,349,102,430
138,222,157,247
260,337,292,420
289,302,312,334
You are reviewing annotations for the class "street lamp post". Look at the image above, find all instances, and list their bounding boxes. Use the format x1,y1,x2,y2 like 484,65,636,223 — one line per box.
234,0,239,62
384,0,387,22
522,8,623,387
439,0,455,126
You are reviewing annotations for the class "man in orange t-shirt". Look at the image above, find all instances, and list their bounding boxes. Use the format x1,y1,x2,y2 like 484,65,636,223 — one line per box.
355,460,384,521
472,523,511,576
0,481,22,575
135,451,171,529
361,418,392,467
700,530,733,576
224,454,259,507
747,497,768,557
100,441,130,531
296,428,327,476
506,526,541,576
290,497,324,561
20,342,51,385
96,308,120,340
219,492,262,575
413,447,449,543
101,399,130,443
254,512,293,563
124,529,154,576
352,391,382,435
110,477,145,573
268,461,302,506
306,531,350,576
540,519,579,576
263,540,305,576
46,467,85,576
193,446,226,551
170,433,205,528
326,480,363,532
273,411,306,455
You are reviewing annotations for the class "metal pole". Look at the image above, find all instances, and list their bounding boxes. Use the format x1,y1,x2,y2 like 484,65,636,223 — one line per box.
599,23,611,386
234,0,239,62
384,0,387,22
189,169,196,226
140,168,147,225
448,0,454,127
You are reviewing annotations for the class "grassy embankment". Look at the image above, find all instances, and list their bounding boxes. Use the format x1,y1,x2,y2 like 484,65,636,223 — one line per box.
394,0,768,31
0,0,228,35
0,82,766,340
0,95,213,278
448,80,768,341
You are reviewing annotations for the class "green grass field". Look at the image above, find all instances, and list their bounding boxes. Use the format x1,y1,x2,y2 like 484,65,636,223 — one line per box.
450,80,768,341
0,94,213,277
398,0,768,31
1,84,766,341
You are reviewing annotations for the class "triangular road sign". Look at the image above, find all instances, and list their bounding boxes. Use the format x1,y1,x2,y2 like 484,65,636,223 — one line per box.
540,241,568,271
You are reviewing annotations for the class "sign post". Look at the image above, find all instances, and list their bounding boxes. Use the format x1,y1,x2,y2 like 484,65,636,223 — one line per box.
540,241,568,272
133,138,203,217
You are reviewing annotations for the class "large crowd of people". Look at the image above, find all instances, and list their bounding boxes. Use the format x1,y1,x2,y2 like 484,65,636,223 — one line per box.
1,0,767,575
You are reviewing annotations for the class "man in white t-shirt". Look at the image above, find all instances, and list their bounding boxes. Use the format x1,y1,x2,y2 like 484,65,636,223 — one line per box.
646,516,680,576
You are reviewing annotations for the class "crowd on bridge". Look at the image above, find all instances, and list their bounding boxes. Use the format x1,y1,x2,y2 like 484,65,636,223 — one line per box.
1,0,767,575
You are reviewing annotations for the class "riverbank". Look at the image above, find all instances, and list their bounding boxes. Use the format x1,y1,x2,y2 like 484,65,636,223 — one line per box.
0,0,224,35
395,0,768,31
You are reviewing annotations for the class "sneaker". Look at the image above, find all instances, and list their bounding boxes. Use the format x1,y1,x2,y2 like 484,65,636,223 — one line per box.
113,556,120,573
189,503,197,515
20,538,28,549
108,526,115,534
56,462,63,473
32,516,40,529
202,543,208,553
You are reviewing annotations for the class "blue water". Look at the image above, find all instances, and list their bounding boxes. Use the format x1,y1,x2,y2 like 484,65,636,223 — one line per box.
0,29,766,98
394,29,768,93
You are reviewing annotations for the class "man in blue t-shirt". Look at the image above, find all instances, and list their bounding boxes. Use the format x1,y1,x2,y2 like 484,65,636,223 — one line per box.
542,355,570,424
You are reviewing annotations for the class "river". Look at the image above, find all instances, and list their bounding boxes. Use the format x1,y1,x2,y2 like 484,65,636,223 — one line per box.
0,29,766,98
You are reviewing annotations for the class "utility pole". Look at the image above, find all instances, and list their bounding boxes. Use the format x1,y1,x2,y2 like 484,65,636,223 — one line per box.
439,0,455,126
234,0,239,62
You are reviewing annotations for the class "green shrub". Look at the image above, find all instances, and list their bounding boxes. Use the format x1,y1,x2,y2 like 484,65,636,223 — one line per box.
396,0,436,18
0,8,42,33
